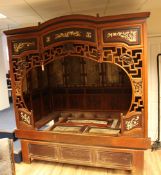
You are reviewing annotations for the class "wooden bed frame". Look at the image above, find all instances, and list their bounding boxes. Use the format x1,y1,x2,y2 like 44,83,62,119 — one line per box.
4,12,151,174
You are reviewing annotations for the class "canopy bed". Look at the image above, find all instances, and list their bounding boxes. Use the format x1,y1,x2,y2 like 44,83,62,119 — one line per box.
4,12,150,174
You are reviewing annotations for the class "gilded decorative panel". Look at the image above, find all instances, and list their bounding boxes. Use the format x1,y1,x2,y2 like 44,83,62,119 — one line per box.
18,108,32,125
43,28,96,47
132,79,143,96
103,27,141,45
123,113,142,131
11,38,37,55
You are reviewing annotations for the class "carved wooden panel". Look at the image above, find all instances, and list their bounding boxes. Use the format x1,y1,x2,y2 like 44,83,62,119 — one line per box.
11,38,37,55
27,141,136,170
123,113,142,131
60,145,92,163
103,47,142,78
42,44,99,64
43,28,96,47
103,26,141,45
103,46,143,112
96,150,132,169
18,108,33,126
29,144,58,160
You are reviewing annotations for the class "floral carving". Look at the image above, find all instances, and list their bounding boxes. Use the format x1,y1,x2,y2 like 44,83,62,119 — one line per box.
125,115,140,130
106,30,137,42
20,111,31,125
55,31,81,39
19,109,31,125
15,82,21,96
133,79,143,96
13,42,35,53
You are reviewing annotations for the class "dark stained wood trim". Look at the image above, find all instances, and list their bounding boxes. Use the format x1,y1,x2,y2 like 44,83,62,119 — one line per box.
4,12,150,36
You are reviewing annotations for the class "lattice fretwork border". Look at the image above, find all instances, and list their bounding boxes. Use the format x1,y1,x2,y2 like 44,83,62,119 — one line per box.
11,44,144,128
103,46,144,113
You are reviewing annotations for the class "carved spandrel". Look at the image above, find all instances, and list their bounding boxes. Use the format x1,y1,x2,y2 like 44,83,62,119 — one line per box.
43,28,96,47
11,38,37,55
61,146,91,162
103,27,141,45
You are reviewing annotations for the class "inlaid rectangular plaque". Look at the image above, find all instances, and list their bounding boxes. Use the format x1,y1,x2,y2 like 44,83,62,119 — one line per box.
103,27,141,45
43,28,96,46
11,38,37,55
